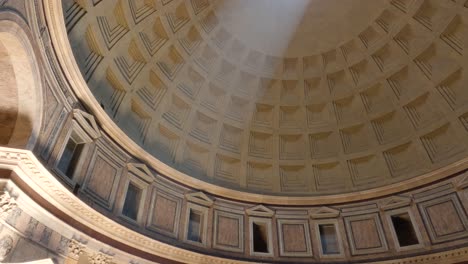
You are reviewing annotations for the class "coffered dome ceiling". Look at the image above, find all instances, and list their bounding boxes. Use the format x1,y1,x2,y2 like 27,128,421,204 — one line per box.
64,0,468,196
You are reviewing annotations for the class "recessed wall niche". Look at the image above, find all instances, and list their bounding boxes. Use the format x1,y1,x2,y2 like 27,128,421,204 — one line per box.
54,109,101,185
117,163,152,224
246,205,275,257
314,220,344,258
121,182,141,221
320,224,339,254
184,203,209,246
183,192,213,246
188,208,204,242
249,217,273,256
386,208,422,251
56,131,85,179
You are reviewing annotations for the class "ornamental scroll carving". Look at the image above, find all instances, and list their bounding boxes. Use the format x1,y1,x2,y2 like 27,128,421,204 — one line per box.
67,239,85,259
0,191,17,219
89,252,113,264
0,235,13,261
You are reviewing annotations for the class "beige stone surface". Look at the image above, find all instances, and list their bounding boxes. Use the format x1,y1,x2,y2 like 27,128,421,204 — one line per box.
61,0,468,196
0,41,18,146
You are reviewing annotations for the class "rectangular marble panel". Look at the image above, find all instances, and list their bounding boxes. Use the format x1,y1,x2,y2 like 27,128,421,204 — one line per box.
147,189,181,238
83,149,122,209
277,218,312,257
418,193,468,243
344,213,388,255
352,219,381,249
213,210,243,252
87,157,116,201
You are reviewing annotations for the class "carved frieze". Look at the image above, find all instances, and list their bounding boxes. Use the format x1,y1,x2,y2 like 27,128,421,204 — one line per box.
89,252,113,264
68,239,85,259
0,191,17,219
0,235,13,261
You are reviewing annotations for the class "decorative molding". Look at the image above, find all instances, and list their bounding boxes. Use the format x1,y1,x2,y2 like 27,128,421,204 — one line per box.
1,147,468,262
379,195,412,210
0,147,247,263
67,239,85,259
0,191,17,219
185,192,213,207
0,235,13,261
309,206,340,219
72,109,101,139
89,252,113,264
126,163,153,183
246,205,274,217
371,246,468,264
455,171,468,190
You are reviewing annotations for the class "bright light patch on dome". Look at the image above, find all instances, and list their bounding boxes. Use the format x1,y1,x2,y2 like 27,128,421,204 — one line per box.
214,0,309,57
214,0,386,57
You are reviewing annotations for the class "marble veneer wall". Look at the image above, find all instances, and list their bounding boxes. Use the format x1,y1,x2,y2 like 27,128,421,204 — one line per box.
32,57,468,262
35,106,468,262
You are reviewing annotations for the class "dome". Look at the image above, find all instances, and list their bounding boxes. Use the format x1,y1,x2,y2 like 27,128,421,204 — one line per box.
65,0,468,196
2,0,468,263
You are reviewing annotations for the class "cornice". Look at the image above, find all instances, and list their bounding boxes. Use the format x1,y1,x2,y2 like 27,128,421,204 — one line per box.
0,147,251,264
2,146,468,263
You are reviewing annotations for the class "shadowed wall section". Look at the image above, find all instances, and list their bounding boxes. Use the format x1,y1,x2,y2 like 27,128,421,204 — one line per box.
0,19,42,150
0,40,18,145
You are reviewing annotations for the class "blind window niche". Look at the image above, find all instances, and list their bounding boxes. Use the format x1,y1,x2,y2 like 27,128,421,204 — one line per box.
122,182,142,221
57,132,85,178
252,221,270,253
319,224,340,255
187,209,204,243
391,212,419,247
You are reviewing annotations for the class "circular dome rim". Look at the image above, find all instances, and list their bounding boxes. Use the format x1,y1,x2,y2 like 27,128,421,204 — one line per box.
47,0,468,205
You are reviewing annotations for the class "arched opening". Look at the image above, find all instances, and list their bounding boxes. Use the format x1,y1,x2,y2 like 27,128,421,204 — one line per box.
0,20,43,150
